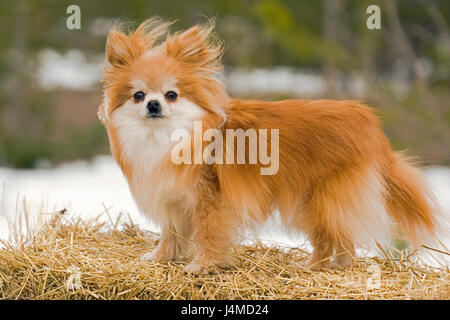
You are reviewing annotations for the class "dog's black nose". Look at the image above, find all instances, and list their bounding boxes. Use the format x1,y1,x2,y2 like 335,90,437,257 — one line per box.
147,100,161,115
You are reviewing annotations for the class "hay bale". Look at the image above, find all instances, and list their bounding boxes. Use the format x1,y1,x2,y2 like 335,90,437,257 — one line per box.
0,209,448,299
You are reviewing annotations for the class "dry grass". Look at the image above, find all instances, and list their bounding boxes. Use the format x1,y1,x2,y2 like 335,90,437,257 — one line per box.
0,209,448,300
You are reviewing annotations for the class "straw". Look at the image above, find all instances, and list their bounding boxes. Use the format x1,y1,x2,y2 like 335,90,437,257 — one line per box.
0,208,448,300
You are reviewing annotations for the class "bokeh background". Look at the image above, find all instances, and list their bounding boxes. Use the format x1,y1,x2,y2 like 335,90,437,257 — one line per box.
0,0,449,246
0,0,449,168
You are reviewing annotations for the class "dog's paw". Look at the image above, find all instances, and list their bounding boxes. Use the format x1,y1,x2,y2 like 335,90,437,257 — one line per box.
183,257,237,274
330,257,354,269
303,259,330,271
140,250,158,262
140,248,171,262
183,261,211,274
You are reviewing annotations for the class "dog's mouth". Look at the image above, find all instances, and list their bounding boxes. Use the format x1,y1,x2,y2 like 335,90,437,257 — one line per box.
146,114,165,120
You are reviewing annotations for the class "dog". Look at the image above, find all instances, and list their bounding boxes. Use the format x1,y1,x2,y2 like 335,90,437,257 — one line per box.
98,18,444,272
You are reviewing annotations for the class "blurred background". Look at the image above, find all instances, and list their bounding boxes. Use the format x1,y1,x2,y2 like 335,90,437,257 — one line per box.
0,0,449,168
0,0,449,245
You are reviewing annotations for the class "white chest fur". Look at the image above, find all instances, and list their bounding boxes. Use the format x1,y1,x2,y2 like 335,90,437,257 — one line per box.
107,94,207,226
111,110,196,226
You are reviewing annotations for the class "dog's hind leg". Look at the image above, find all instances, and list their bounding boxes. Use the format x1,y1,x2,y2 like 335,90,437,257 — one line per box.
295,166,389,271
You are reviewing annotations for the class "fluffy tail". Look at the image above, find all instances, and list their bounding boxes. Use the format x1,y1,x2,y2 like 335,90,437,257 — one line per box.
385,153,449,263
385,153,435,243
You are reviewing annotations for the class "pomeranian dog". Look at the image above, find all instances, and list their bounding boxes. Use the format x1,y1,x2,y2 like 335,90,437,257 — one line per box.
98,18,445,272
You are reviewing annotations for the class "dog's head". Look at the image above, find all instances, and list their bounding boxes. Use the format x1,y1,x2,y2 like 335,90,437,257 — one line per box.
99,18,228,130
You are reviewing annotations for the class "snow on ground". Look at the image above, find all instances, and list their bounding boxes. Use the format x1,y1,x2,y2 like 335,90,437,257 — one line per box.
0,156,151,243
0,156,449,252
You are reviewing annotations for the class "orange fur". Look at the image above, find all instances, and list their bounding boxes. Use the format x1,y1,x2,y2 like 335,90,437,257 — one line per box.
99,19,441,272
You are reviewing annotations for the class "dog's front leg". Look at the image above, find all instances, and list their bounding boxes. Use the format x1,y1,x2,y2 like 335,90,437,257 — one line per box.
184,204,237,273
141,215,192,262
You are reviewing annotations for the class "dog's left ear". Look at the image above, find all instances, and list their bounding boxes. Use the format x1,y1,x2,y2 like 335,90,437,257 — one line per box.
165,23,223,76
105,18,172,68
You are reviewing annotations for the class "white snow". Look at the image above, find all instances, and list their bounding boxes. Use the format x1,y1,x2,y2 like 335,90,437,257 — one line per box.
0,155,448,252
36,49,104,91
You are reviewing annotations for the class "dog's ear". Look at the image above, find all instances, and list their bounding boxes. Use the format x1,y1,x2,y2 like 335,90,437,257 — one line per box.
105,29,133,67
105,18,171,68
165,22,223,76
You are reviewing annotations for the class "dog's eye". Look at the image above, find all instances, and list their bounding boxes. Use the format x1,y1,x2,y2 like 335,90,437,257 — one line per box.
165,91,177,101
133,91,145,102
